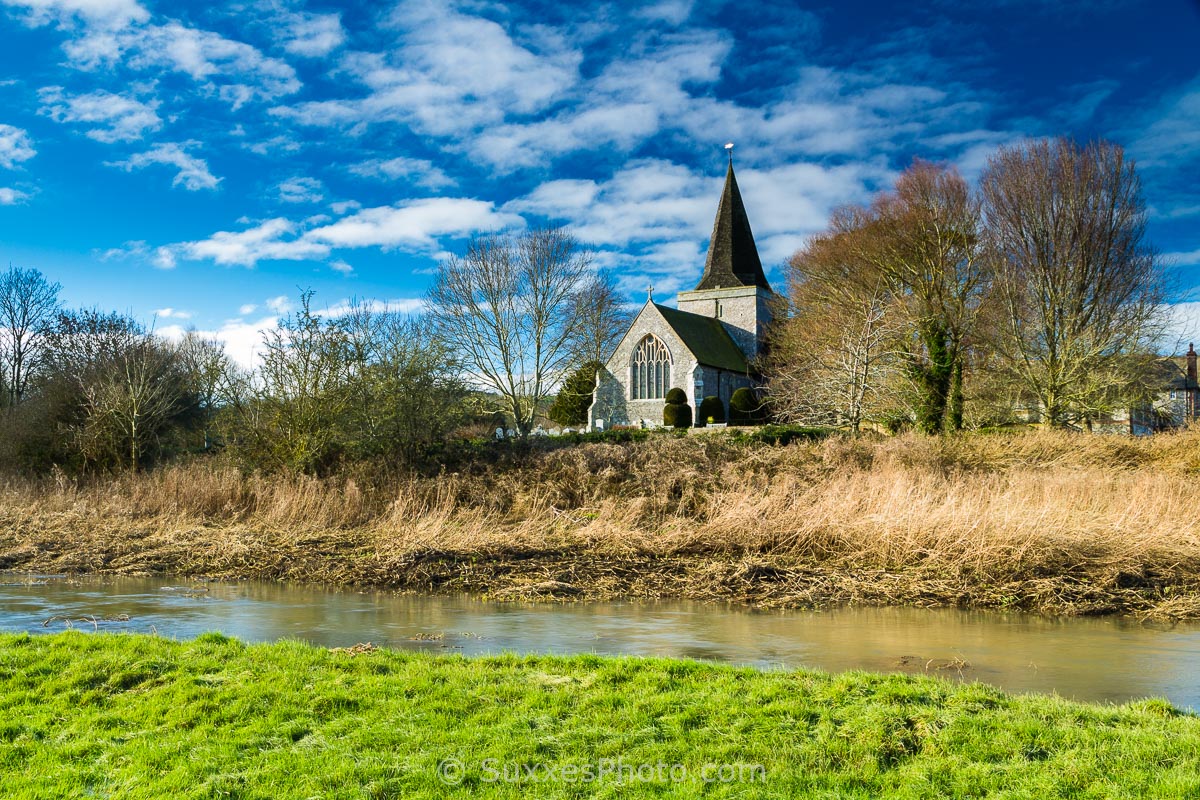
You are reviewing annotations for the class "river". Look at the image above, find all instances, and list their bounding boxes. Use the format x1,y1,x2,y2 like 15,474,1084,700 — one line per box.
3,573,1198,709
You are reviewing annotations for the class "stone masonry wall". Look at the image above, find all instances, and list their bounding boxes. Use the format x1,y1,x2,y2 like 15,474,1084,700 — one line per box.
590,304,700,429
675,286,774,361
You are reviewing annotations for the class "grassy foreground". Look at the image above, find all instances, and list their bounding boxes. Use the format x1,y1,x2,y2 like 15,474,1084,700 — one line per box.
2,632,1199,799
5,428,1200,618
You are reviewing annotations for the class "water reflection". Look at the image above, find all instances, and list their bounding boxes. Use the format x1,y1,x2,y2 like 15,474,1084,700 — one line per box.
2,573,1198,709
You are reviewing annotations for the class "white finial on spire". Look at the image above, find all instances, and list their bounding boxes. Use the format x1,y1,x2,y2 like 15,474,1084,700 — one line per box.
647,282,654,302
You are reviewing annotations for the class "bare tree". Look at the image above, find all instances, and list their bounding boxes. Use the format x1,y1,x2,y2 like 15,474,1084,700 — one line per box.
341,301,467,468
40,309,195,470
568,268,631,365
767,231,904,433
427,227,592,436
0,265,61,408
840,161,988,433
79,336,193,470
177,330,231,450
981,138,1164,427
240,291,353,473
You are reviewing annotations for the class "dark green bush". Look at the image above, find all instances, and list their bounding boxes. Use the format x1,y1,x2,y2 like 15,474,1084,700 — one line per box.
665,387,687,405
743,424,833,445
728,387,765,426
663,401,692,429
697,396,725,427
548,360,601,427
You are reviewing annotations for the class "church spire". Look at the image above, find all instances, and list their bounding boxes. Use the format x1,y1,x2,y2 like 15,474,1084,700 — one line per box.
694,159,769,291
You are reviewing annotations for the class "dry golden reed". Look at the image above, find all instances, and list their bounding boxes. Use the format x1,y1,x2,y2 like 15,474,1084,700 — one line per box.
4,428,1200,618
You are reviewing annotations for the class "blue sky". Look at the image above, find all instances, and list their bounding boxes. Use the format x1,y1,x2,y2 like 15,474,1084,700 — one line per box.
0,0,1198,364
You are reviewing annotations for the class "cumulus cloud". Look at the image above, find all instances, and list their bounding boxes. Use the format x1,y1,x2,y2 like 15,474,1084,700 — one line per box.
38,86,161,142
1164,302,1200,352
1130,75,1200,168
276,176,324,204
305,198,523,250
167,197,524,268
349,156,454,189
160,314,277,368
175,218,324,266
153,307,191,319
238,303,258,315
317,297,424,317
108,142,221,190
1,0,148,27
0,187,30,204
0,125,36,168
63,20,300,108
1163,248,1200,268
278,10,345,57
265,294,292,313
508,156,889,288
276,0,581,137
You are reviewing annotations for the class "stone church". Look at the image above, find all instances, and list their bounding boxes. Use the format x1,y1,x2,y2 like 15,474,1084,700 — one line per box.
589,161,775,429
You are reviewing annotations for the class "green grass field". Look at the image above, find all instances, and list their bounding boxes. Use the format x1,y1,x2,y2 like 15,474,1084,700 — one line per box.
2,632,1199,798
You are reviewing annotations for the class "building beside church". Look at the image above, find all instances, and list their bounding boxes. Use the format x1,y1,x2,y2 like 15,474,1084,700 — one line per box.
589,161,776,430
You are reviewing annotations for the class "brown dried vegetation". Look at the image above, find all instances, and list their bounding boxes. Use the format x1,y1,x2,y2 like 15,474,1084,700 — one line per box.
4,429,1200,619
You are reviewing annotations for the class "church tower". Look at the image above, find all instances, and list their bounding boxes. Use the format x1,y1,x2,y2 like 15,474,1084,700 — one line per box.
674,159,774,360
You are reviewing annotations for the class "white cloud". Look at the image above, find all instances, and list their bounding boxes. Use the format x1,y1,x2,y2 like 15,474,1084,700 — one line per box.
1,0,148,27
1163,249,1200,268
330,259,353,275
161,315,277,368
306,197,524,250
317,297,424,317
0,187,30,204
277,0,581,136
63,20,300,108
507,156,888,289
279,10,344,57
38,86,160,143
1131,76,1200,168
277,176,324,204
1164,302,1200,352
169,197,524,268
349,156,454,189
238,303,258,315
153,246,176,269
634,0,695,25
265,294,292,314
153,307,191,319
0,124,36,168
175,218,325,266
108,142,221,190
246,135,301,156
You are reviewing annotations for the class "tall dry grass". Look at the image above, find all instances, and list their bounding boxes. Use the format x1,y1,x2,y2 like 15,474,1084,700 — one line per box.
4,428,1200,616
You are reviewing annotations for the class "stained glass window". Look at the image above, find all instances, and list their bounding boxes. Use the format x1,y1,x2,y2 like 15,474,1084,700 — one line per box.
630,335,672,400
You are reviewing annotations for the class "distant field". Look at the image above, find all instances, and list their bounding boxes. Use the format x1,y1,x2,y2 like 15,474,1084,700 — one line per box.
4,428,1200,618
1,632,1198,799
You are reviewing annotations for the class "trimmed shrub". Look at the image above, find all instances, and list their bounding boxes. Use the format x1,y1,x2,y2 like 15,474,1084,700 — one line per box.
663,401,692,429
665,387,687,405
697,395,725,427
743,424,833,445
729,387,764,426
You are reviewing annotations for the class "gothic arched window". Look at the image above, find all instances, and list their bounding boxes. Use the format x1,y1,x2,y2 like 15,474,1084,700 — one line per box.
630,335,672,400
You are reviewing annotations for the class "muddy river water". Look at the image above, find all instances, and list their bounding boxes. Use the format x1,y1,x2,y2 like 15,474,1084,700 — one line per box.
3,574,1199,709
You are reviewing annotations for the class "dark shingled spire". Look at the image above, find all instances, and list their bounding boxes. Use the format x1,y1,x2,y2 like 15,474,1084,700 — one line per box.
695,161,770,291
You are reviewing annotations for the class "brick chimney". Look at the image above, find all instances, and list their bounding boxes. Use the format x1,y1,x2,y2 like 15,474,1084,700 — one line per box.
1189,343,1197,385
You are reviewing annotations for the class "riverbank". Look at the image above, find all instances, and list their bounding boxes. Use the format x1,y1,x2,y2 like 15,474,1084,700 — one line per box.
2,631,1198,798
3,429,1200,618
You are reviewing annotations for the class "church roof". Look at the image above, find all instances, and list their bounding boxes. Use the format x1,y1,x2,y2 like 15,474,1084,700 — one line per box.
655,303,749,373
695,161,771,292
